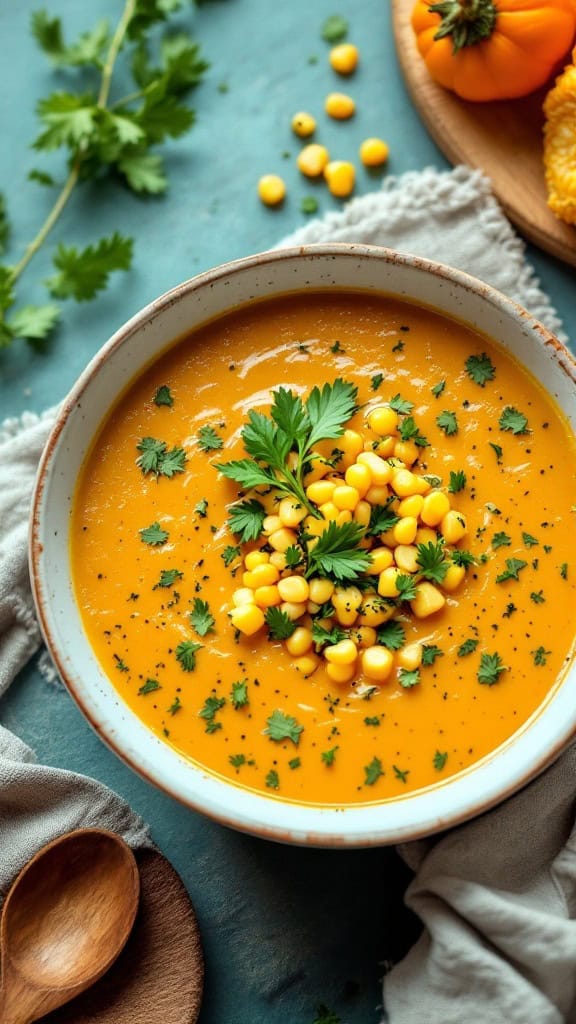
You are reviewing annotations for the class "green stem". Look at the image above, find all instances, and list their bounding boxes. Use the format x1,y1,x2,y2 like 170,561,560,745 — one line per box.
97,0,136,108
430,0,497,53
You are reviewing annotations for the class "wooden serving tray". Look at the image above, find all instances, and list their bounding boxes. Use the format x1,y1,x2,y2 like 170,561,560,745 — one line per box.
391,0,576,268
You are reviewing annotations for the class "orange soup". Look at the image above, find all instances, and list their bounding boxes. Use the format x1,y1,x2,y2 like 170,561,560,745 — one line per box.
71,292,576,805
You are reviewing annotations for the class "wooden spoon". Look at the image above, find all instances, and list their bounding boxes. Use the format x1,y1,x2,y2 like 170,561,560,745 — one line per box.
0,829,140,1024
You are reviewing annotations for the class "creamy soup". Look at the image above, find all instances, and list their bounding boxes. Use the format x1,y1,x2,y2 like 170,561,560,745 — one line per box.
71,292,576,805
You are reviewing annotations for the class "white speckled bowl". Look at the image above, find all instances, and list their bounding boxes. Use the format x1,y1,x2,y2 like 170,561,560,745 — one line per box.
30,245,576,847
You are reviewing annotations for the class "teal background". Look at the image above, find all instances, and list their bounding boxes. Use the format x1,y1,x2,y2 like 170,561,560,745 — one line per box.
1,2,574,1021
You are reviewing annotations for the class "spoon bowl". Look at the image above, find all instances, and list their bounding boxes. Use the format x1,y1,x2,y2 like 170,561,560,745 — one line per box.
0,829,140,1024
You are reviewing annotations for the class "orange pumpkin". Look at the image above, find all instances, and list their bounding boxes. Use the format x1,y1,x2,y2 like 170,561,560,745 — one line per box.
411,0,576,102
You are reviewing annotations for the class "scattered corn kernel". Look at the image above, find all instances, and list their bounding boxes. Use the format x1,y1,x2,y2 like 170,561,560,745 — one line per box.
268,527,298,552
308,577,334,605
254,584,281,607
249,562,280,587
397,494,424,518
394,544,419,574
421,490,451,527
410,582,446,619
329,42,359,75
297,143,330,177
232,587,256,607
440,510,468,544
353,499,372,527
325,92,356,119
324,638,358,665
293,653,321,676
397,642,423,671
367,405,398,436
391,468,429,497
324,160,355,197
326,661,357,684
359,137,389,167
361,645,394,681
278,496,307,527
277,575,310,604
257,174,286,206
244,550,270,570
280,601,307,621
357,451,393,485
306,479,336,504
285,626,314,657
378,566,401,598
393,516,418,546
229,604,265,636
291,111,316,137
345,462,371,497
442,563,466,592
332,484,361,511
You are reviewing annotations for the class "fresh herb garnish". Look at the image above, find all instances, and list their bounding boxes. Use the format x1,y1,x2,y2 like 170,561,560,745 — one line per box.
530,590,545,604
396,575,418,602
364,716,381,726
153,385,173,407
197,425,224,452
477,652,506,685
422,644,443,665
416,541,449,584
495,558,528,583
489,442,503,463
321,14,348,42
433,750,448,771
227,498,266,542
136,437,186,478
436,410,458,436
264,709,304,746
457,637,479,657
465,353,496,387
431,380,446,398
288,757,301,770
189,597,215,637
138,677,161,695
231,679,249,708
285,545,304,569
265,607,297,641
194,497,209,518
522,531,539,548
448,470,466,493
175,640,203,671
306,520,371,582
154,568,183,588
367,501,400,536
499,407,529,435
398,668,420,688
321,747,338,766
398,416,429,446
532,646,551,666
229,753,246,769
199,695,225,732
139,521,169,545
364,756,384,786
312,622,348,651
221,545,241,567
492,531,511,549
371,373,384,391
167,695,182,715
451,549,476,567
265,769,280,790
389,393,414,415
393,764,409,783
376,620,406,650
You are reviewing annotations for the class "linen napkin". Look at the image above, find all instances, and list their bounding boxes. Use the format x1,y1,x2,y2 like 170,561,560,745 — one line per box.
0,165,574,1023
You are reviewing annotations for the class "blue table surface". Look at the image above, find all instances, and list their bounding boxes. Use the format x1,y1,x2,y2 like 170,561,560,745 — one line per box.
1,3,574,1022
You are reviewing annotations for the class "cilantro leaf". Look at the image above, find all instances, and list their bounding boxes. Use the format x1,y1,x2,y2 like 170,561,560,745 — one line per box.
154,568,183,588
199,694,225,729
321,746,338,766
398,668,420,688
34,91,99,150
284,545,303,570
7,304,60,342
167,695,182,715
194,498,208,518
136,437,186,478
367,501,399,536
436,410,458,436
197,425,223,452
396,574,418,602
364,756,383,786
457,637,479,657
465,353,496,387
433,750,448,771
448,470,466,493
265,607,297,641
218,458,277,491
499,406,529,435
231,679,249,708
364,716,381,726
416,541,449,584
398,416,429,446
532,646,551,666
138,677,161,695
227,498,266,542
270,386,309,443
389,393,414,415
229,753,246,769
222,545,241,567
431,380,445,398
371,373,384,391
489,442,503,463
117,151,168,194
264,709,304,746
451,549,476,568
265,769,280,790
312,622,348,651
306,520,371,582
32,11,110,68
477,652,506,685
153,384,173,407
393,764,409,783
376,620,406,650
492,531,511,549
45,233,133,301
139,521,169,545
495,558,527,583
189,597,215,637
422,644,443,665
522,531,539,548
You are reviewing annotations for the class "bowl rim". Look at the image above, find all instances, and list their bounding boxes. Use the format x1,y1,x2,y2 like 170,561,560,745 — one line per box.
29,242,576,847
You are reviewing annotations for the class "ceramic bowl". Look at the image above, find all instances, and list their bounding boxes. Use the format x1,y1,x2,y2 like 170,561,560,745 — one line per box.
30,244,576,847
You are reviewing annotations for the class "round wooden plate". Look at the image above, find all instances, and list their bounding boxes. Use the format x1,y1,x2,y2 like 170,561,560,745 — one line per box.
391,0,576,268
43,849,204,1024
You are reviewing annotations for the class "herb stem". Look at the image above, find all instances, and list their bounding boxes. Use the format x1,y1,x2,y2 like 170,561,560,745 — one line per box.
97,0,136,108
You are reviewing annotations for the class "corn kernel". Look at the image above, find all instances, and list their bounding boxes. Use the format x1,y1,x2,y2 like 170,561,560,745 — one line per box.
361,645,394,681
325,92,356,119
329,42,359,74
421,490,451,527
358,595,393,627
277,575,310,604
244,550,269,571
332,585,363,626
324,638,358,665
269,551,288,571
365,484,391,506
308,578,334,604
306,479,336,505
280,601,307,621
394,544,419,573
341,428,364,457
319,501,340,521
366,547,394,575
344,462,371,497
278,496,307,528
391,469,429,497
397,642,423,670
249,562,280,587
232,587,256,607
297,143,330,177
353,499,371,527
268,527,298,552
257,174,286,206
324,160,355,197
359,137,390,167
332,484,360,511
394,440,419,466
285,626,313,657
263,514,281,535
350,625,378,648
293,653,321,676
442,563,466,592
371,437,395,458
304,454,332,483
367,405,398,436
378,566,401,598
410,582,446,618
291,111,316,137
440,510,468,544
397,495,424,518
336,509,353,526
415,527,438,546
326,661,357,684
229,604,265,636
357,451,393,486
304,515,329,538
254,584,281,607
393,516,418,546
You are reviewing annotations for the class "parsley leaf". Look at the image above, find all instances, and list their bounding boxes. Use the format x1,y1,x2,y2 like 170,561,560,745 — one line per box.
264,709,303,746
321,746,338,766
522,531,539,548
433,750,448,771
489,442,503,463
167,695,182,715
7,304,60,342
199,694,225,730
436,410,458,436
222,545,241,567
393,764,409,783
451,549,476,568
312,622,348,651
371,373,384,391
431,380,445,398
422,644,443,665
448,470,466,493
465,353,496,387
194,497,208,518
231,679,249,708
364,756,384,786
367,501,399,536
265,769,280,790
227,498,266,542
389,393,414,415
189,597,215,637
285,545,303,569
492,531,511,549
46,233,133,301
477,652,506,685
197,425,224,451
139,521,169,545
532,646,551,666
499,406,529,435
457,637,479,657
398,416,429,446
364,716,381,726
396,574,418,602
153,384,173,407
175,640,203,671
306,520,371,582
136,437,186,478
398,668,420,688
154,568,183,588
138,677,161,695
495,558,528,583
229,753,246,769
305,378,358,449
265,607,297,641
416,541,449,584
376,620,406,650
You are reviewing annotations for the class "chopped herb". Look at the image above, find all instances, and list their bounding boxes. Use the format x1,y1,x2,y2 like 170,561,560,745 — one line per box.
532,646,551,666
312,622,348,651
431,380,446,398
416,540,450,584
194,497,209,518
422,644,444,665
229,753,246,768
423,474,442,488
321,14,348,42
448,470,466,493
114,655,129,672
451,549,476,568
436,410,458,436
138,678,161,695
396,574,418,602
376,620,406,650
367,501,400,536
288,757,301,770
197,425,224,451
364,716,381,727
199,695,225,730
465,353,496,387
154,568,183,588
489,442,503,462
398,668,420,688
530,590,545,604
265,607,297,641
189,597,215,637
364,756,384,786
285,545,303,569
389,393,414,415
175,640,203,671
306,519,371,582
392,339,404,353
433,750,448,771
477,652,506,685
499,406,529,435
560,563,568,580
301,195,319,215
330,340,342,353
153,384,173,407
492,531,511,549
398,416,429,447
495,558,528,583
222,545,241,567
371,373,384,391
265,769,280,790
264,709,304,746
167,695,181,715
136,437,187,478
393,764,409,783
231,679,249,708
458,637,479,657
227,498,266,542
321,746,338,766
522,532,539,548
139,521,169,546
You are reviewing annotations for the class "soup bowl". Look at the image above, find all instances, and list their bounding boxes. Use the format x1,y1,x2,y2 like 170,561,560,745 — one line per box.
30,244,576,847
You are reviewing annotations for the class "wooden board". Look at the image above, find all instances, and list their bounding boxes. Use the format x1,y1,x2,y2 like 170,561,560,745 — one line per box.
391,0,576,268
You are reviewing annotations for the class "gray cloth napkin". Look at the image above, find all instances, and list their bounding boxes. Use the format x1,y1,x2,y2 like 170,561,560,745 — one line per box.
1,165,574,1022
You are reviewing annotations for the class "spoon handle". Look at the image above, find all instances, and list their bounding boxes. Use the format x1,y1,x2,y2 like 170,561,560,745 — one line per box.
0,973,39,1024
